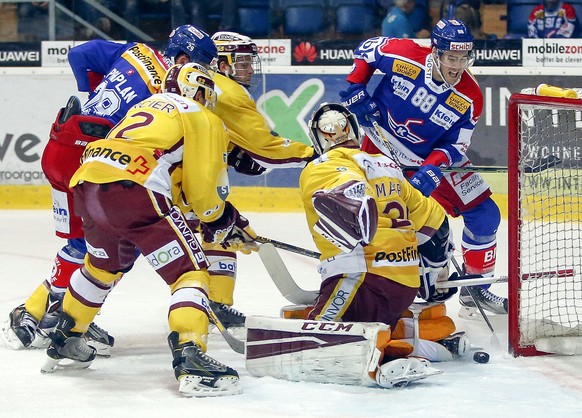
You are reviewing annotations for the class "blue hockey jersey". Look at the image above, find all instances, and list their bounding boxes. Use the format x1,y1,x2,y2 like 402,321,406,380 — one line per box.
346,37,483,167
68,40,169,124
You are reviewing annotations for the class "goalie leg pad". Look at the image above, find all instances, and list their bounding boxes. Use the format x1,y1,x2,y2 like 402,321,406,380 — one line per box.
312,180,378,252
393,316,456,342
245,315,390,387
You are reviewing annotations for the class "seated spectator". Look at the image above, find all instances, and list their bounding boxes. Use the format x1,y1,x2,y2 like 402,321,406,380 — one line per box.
73,0,120,39
381,0,430,38
171,0,237,33
527,0,578,38
454,2,496,39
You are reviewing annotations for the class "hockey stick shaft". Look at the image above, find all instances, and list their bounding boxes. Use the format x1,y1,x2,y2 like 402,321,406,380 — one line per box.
207,304,245,354
451,258,499,347
255,236,321,259
435,268,576,289
371,120,561,174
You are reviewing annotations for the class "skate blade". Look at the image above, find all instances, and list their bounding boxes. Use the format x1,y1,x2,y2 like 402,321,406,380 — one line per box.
86,341,112,357
0,321,26,350
40,355,93,374
178,375,242,397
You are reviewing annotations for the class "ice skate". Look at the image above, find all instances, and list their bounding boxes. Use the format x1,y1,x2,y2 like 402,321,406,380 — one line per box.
376,358,442,388
168,331,242,397
438,332,470,357
209,301,246,329
459,286,508,317
41,312,96,373
84,322,115,357
0,304,38,350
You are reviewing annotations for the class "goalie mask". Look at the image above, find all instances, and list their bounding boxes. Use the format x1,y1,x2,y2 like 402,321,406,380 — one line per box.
211,31,261,89
308,103,361,156
431,19,475,86
163,63,217,111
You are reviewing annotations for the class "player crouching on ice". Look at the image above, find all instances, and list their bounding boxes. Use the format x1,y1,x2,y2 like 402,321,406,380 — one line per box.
246,103,465,388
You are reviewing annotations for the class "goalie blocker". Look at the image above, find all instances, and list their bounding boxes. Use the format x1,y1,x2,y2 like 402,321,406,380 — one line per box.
245,316,441,388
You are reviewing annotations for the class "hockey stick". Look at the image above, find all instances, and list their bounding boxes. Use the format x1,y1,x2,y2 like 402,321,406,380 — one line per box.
370,120,562,174
257,243,319,305
437,268,576,288
207,304,245,354
451,258,501,348
255,236,321,259
401,154,562,174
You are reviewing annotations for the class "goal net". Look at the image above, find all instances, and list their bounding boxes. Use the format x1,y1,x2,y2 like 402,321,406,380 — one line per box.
508,91,582,357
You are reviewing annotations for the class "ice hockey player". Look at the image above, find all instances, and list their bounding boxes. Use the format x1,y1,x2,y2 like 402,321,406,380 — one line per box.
0,25,219,354
201,31,317,329
338,19,506,316
246,102,459,388
41,62,255,398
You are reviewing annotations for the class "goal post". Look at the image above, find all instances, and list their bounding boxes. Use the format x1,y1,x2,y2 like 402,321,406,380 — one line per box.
507,92,582,357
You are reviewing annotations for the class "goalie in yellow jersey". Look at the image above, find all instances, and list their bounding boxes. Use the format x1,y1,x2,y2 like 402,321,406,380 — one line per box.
245,104,464,388
41,63,256,398
200,31,317,328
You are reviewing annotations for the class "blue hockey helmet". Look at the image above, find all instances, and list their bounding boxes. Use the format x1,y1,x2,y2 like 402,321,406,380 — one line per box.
165,25,218,71
431,19,474,54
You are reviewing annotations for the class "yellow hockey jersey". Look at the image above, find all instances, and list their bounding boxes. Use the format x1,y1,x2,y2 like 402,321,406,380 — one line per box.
69,93,230,224
299,147,445,288
213,73,314,168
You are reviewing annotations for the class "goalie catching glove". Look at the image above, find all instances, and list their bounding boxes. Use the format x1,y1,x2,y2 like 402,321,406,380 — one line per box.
200,201,258,254
312,180,378,253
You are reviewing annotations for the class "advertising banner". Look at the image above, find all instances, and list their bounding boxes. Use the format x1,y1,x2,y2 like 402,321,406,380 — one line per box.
1,69,581,187
522,38,582,67
0,43,41,67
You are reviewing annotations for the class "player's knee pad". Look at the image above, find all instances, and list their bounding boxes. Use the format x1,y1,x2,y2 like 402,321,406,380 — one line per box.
82,255,124,285
462,197,500,237
246,316,391,387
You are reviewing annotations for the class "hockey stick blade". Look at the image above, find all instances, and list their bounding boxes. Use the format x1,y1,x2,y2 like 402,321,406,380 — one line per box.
207,306,245,354
451,258,501,349
255,236,321,259
258,243,319,305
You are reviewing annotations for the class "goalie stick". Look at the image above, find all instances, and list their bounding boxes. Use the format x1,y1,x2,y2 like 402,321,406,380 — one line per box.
258,243,319,305
257,239,513,304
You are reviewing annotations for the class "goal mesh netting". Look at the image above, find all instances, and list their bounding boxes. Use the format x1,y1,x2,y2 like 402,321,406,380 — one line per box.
508,92,582,356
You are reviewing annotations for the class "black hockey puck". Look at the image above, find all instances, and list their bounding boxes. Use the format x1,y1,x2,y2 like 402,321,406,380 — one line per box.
473,351,490,363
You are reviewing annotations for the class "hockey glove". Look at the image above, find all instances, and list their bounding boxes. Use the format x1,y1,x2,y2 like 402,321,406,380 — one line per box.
409,165,442,197
339,83,381,127
200,201,258,254
227,146,266,176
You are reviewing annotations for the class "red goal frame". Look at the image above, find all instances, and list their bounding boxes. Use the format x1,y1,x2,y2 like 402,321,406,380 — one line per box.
507,93,582,357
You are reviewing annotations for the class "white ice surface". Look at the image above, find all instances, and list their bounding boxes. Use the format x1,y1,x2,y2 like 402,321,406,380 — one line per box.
1,210,581,417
